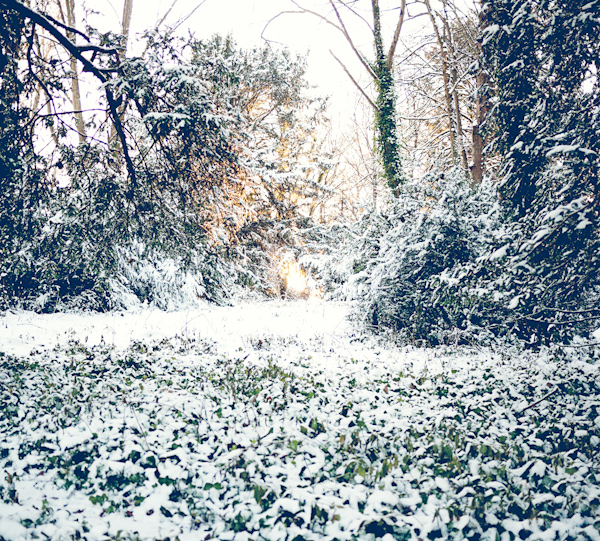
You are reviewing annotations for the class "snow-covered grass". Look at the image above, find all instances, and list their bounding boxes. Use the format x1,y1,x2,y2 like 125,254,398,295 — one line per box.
0,301,599,540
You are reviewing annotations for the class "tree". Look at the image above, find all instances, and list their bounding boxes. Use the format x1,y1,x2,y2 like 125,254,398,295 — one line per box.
268,0,407,195
334,0,600,345
393,0,484,180
477,0,600,340
0,0,137,182
0,3,233,309
483,0,600,213
1,0,334,308
185,35,332,291
0,6,44,307
62,0,87,143
108,0,134,146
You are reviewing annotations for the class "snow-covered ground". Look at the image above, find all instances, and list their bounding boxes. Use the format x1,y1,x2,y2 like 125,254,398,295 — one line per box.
1,301,599,540
0,300,352,359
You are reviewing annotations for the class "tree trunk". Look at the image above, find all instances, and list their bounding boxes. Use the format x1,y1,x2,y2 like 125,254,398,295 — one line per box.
109,0,134,146
371,0,402,196
424,0,458,167
64,0,86,144
471,4,491,187
448,43,469,174
121,0,133,47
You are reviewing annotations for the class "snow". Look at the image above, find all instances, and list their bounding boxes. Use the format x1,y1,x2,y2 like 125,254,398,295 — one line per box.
489,244,508,260
546,144,579,156
0,300,349,359
1,301,599,540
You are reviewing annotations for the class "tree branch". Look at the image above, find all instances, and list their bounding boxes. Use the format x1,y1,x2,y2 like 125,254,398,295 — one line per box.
264,1,377,81
0,0,137,189
387,0,406,70
326,0,377,80
330,50,377,110
519,387,559,414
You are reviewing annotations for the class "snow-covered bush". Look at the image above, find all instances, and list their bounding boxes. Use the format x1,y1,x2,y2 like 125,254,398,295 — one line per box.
475,0,600,344
338,0,600,346
1,30,333,312
342,167,600,346
110,241,234,310
331,169,500,344
464,188,600,345
0,135,236,313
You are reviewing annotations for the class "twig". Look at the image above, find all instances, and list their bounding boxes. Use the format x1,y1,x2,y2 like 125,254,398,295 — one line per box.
519,386,559,413
1,0,136,189
330,50,377,110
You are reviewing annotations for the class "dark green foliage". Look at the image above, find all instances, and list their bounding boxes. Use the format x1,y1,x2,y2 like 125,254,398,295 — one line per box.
0,18,330,309
0,12,52,309
483,0,600,217
340,169,498,344
1,335,599,539
348,1,600,345
476,0,600,342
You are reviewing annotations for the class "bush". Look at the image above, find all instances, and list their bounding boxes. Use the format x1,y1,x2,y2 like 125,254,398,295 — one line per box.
331,169,500,345
341,164,600,346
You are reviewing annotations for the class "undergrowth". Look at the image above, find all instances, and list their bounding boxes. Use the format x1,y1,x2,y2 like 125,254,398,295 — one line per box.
0,338,599,540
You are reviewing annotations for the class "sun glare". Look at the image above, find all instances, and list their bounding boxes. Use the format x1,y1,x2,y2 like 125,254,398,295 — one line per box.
278,260,323,300
280,261,308,294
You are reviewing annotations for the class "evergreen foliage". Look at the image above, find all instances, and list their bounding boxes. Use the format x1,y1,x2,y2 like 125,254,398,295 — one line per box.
0,11,51,309
483,0,600,217
331,169,499,345
479,0,600,341
0,15,331,311
338,0,600,346
187,35,332,294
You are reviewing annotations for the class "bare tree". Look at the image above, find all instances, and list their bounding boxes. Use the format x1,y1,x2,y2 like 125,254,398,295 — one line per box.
0,0,137,185
392,0,482,179
109,0,134,146
423,0,471,176
471,1,491,186
64,0,86,143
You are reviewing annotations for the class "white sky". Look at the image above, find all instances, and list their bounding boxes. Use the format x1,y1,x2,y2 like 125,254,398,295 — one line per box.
82,0,433,126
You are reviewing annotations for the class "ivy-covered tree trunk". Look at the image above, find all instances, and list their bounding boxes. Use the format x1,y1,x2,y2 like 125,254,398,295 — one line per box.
0,9,24,275
371,0,403,196
484,0,543,216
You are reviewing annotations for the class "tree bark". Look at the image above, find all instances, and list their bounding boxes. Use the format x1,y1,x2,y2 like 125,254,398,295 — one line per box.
471,4,491,187
64,0,86,144
270,0,406,194
109,0,133,146
424,0,458,166
372,0,403,195
445,24,469,175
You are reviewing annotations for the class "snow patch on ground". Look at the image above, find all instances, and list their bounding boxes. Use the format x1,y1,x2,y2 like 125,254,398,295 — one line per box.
0,301,349,358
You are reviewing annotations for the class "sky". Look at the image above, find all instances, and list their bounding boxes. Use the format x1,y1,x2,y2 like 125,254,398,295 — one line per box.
83,0,432,126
